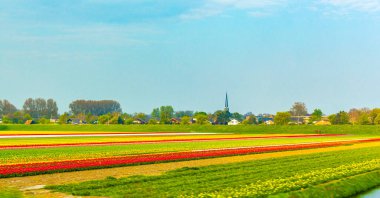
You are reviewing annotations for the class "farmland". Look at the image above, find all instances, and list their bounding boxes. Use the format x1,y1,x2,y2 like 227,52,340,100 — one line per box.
0,126,379,197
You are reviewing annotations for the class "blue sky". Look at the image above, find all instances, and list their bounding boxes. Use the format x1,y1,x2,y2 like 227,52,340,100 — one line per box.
1,0,380,115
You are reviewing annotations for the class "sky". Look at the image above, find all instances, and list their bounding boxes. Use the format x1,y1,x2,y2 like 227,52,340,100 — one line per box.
1,0,380,115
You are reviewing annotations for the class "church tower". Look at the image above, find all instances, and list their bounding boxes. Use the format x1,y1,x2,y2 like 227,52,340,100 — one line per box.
224,92,229,112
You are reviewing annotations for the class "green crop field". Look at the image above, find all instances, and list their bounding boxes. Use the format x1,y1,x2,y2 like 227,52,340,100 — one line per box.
47,146,380,198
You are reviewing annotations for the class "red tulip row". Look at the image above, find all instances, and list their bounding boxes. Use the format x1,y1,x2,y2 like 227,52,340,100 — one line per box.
2,138,379,178
0,134,343,150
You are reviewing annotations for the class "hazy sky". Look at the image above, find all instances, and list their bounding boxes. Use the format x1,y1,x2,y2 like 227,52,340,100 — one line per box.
1,0,380,115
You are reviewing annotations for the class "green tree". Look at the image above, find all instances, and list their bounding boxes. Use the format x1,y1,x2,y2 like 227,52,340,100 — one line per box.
374,114,380,125
231,112,244,122
242,115,257,125
180,116,191,125
151,108,160,121
23,113,32,121
369,108,380,124
98,114,111,124
274,112,291,125
174,111,193,119
38,117,49,124
159,106,174,124
59,113,69,124
213,110,230,125
329,111,350,125
194,112,207,117
310,109,323,122
133,113,147,122
195,114,209,125
148,119,158,125
358,112,371,125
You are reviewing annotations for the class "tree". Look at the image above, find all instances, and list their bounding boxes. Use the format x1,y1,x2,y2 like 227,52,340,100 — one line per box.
358,112,371,125
23,98,58,119
148,119,158,125
159,106,174,124
195,114,209,125
242,115,257,125
134,113,147,122
274,112,291,125
290,102,308,116
59,113,69,124
348,108,361,124
231,112,244,122
151,108,160,121
213,110,230,125
174,111,193,119
180,116,191,125
1,100,17,115
329,111,349,125
38,117,49,124
46,99,58,118
98,114,111,124
194,112,207,117
310,109,323,122
370,108,380,124
69,100,122,116
290,102,308,124
374,114,380,125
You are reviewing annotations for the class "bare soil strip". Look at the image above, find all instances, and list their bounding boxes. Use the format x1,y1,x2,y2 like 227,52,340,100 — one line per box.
1,142,380,198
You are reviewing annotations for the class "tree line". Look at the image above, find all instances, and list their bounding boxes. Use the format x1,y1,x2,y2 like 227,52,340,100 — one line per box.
2,98,380,126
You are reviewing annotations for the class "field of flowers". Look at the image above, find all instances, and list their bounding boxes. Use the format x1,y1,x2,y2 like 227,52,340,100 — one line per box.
0,132,379,178
0,130,379,197
47,146,380,197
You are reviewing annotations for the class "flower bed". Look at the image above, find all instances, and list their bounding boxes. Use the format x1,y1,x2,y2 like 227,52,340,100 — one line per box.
0,140,357,177
0,134,344,150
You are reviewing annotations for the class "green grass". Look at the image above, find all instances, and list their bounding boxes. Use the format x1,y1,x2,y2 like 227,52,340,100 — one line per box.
46,146,380,198
274,170,380,198
1,124,380,135
0,136,368,165
0,188,23,198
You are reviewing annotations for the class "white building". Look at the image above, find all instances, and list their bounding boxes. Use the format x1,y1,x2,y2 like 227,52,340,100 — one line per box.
228,119,240,125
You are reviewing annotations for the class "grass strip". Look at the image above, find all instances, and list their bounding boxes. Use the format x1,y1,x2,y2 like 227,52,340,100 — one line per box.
272,170,380,198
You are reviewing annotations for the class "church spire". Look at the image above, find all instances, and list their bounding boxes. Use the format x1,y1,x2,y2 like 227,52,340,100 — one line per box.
225,92,229,112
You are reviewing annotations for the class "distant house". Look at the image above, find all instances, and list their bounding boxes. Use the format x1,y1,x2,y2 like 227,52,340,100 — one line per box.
265,120,275,125
25,120,36,125
290,116,310,124
50,119,58,123
133,118,146,124
228,119,240,125
257,114,274,123
67,118,86,125
170,118,180,125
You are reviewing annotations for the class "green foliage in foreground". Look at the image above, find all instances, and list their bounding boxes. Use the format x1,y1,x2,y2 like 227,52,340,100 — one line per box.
1,124,380,135
275,170,380,198
47,146,380,198
0,188,23,198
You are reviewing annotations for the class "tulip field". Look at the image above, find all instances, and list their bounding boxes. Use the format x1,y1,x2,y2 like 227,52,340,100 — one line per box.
0,129,380,198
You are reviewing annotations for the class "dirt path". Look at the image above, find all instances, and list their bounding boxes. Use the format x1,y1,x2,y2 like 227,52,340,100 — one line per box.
1,141,379,198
